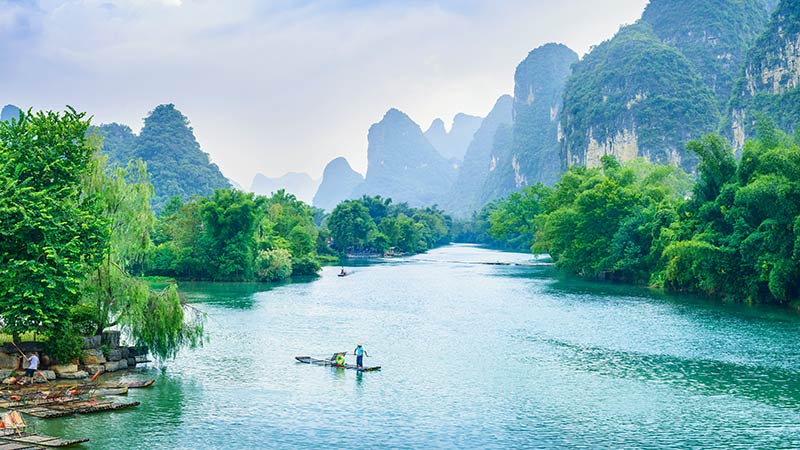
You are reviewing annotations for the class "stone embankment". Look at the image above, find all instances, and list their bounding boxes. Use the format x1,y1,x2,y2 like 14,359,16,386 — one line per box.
0,331,148,380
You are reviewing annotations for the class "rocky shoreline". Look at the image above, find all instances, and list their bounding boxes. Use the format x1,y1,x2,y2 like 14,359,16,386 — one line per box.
0,331,148,381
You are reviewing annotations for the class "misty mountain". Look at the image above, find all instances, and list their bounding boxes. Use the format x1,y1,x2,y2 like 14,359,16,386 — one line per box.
352,108,456,207
424,113,483,161
94,104,231,212
312,157,364,212
444,95,513,218
250,172,320,204
483,43,577,201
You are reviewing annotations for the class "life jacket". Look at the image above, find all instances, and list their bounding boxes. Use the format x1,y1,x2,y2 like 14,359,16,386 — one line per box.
335,353,346,366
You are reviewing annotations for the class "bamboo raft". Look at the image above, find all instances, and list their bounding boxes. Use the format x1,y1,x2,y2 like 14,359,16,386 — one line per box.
0,379,153,401
295,356,381,372
11,399,140,419
0,429,88,448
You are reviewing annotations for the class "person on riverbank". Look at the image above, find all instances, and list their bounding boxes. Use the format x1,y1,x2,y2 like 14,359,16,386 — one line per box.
24,352,39,379
353,343,368,368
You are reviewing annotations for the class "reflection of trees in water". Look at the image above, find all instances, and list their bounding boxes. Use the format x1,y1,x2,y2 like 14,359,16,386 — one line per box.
530,335,800,409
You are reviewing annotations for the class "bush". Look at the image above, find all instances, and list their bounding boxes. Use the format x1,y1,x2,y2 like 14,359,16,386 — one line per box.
291,255,322,276
255,249,293,282
44,327,85,364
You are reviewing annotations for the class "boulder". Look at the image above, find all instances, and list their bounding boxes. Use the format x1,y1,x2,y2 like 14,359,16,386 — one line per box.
128,346,148,357
82,349,106,365
120,347,130,359
126,357,137,368
85,365,105,376
106,349,122,362
103,359,128,373
51,364,78,375
101,330,120,348
57,371,88,380
0,369,12,380
0,353,19,370
83,335,102,349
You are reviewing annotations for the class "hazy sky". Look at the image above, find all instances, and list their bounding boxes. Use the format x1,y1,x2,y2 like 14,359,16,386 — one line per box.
0,0,648,187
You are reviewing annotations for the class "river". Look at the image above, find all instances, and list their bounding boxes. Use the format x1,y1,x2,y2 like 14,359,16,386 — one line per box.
34,244,800,448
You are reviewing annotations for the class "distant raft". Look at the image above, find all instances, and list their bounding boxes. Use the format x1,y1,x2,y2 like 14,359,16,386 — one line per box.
295,356,381,372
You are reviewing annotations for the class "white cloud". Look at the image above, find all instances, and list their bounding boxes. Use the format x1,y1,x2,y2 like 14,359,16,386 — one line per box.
0,0,648,186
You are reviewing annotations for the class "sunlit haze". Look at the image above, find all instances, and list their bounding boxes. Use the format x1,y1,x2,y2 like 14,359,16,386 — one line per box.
0,0,648,187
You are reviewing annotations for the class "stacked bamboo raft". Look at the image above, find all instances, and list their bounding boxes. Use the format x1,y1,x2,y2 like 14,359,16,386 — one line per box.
12,399,140,419
0,429,88,447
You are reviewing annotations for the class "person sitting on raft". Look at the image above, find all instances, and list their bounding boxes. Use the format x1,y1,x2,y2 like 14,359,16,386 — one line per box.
332,352,346,367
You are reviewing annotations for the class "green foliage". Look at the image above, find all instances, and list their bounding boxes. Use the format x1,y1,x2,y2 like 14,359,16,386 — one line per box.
642,0,768,107
255,249,293,282
94,105,230,213
124,284,204,361
328,200,377,253
326,196,453,255
80,146,204,361
483,119,800,305
485,184,553,251
0,108,109,340
44,327,86,363
561,24,719,170
150,189,323,282
201,189,258,280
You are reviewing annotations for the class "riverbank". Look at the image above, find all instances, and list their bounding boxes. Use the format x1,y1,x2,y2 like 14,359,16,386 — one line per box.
0,331,148,383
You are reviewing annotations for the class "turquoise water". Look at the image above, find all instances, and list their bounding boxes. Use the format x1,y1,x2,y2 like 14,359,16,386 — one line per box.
34,245,800,448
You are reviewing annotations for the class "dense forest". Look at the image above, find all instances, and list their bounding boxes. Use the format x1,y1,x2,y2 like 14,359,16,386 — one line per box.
472,120,800,306
327,196,452,255
148,189,326,282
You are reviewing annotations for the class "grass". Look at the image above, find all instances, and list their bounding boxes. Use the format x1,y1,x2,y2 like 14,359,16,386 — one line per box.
0,332,38,344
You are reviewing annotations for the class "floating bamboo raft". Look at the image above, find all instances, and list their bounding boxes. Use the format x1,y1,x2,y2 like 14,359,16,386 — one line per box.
11,399,140,419
295,356,381,372
0,429,88,448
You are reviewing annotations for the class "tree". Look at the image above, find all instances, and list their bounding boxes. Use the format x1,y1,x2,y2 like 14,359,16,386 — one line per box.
0,108,108,345
328,201,376,253
200,189,258,281
487,184,553,251
79,152,204,361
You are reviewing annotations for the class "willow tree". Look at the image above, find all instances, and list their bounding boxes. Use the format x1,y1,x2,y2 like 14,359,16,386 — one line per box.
79,148,204,361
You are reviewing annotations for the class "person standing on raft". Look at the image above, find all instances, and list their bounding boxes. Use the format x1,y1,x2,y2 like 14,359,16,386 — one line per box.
24,352,39,379
353,343,368,368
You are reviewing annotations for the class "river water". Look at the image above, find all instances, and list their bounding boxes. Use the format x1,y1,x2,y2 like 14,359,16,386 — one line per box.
34,245,800,448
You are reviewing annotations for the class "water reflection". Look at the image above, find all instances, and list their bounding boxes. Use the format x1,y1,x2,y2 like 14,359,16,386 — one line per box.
25,245,800,448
